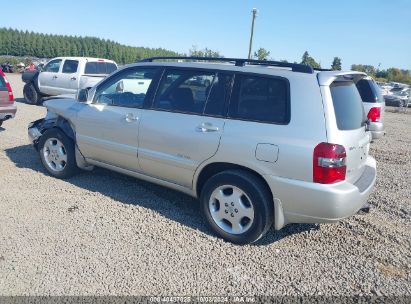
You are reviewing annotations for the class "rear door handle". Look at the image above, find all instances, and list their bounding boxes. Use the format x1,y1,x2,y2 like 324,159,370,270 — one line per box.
125,113,139,122
71,77,76,80
196,122,219,132
53,75,58,79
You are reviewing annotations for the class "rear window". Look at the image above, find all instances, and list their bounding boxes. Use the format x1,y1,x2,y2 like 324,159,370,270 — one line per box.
84,62,117,75
330,81,365,130
229,74,290,124
356,79,383,103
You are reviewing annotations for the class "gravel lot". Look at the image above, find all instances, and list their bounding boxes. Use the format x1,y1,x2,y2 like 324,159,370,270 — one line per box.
0,74,410,297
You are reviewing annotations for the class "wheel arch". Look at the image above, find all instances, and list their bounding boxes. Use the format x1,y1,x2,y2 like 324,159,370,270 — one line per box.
195,162,286,230
195,162,271,199
37,115,91,170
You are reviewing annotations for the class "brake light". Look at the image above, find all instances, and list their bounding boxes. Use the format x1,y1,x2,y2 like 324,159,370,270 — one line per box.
313,142,346,184
367,107,381,122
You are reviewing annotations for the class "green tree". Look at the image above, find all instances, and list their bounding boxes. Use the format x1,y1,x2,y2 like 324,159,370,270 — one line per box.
331,57,342,70
189,45,222,58
351,64,376,76
253,47,270,60
301,51,321,68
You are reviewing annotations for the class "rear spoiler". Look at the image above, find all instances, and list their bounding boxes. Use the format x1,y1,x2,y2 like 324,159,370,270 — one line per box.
317,71,367,86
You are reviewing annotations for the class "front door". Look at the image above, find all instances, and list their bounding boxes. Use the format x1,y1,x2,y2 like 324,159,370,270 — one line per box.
38,59,62,95
138,69,233,188
75,66,161,171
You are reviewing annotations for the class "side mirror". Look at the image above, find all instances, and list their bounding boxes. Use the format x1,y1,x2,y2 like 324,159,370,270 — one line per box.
78,88,89,102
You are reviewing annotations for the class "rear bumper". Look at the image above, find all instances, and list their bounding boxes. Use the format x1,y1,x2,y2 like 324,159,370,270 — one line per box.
0,103,17,120
265,156,377,228
368,121,384,140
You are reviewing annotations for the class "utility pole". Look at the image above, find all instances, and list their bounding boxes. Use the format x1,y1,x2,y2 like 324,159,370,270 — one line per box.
247,8,258,59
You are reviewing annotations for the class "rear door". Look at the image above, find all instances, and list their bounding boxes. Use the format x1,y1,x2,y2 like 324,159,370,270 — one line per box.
323,80,370,183
138,68,232,188
38,59,62,95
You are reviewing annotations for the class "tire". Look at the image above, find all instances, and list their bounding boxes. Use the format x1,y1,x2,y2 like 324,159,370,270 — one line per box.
38,128,78,179
200,170,274,244
23,83,41,105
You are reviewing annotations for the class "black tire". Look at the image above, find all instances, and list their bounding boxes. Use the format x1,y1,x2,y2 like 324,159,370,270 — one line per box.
23,83,41,105
38,128,78,179
200,170,274,244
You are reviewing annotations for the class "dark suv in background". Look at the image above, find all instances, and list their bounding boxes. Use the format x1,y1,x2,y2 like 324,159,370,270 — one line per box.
356,76,385,140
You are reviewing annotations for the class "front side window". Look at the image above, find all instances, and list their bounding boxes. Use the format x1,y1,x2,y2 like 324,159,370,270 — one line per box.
94,67,159,108
62,60,79,74
43,59,62,73
229,74,290,124
153,69,216,114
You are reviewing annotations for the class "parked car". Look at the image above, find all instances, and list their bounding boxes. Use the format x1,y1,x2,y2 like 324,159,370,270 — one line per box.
384,89,409,107
1,62,14,73
28,57,376,244
355,76,385,140
22,57,117,105
0,70,16,127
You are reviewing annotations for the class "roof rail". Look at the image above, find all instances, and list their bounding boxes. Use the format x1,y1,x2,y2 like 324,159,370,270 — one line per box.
138,56,314,74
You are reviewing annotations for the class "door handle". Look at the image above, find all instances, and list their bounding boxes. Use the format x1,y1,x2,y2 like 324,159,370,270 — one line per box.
53,75,58,79
196,122,219,132
125,113,139,122
71,77,76,80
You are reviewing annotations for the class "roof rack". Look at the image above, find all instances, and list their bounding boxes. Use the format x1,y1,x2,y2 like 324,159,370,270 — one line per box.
138,56,314,74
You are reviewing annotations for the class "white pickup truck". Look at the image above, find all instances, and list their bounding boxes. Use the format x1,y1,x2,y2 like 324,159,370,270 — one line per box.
22,57,117,105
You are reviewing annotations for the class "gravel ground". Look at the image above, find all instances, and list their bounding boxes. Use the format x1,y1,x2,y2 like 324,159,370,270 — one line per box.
0,74,410,297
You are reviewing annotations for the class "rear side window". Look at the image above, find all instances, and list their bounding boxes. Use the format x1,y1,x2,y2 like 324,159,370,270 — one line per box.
85,62,117,75
153,69,216,115
62,60,79,74
229,74,290,124
330,81,364,130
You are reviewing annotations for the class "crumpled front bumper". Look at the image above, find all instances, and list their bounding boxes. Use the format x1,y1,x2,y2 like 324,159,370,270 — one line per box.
28,119,44,149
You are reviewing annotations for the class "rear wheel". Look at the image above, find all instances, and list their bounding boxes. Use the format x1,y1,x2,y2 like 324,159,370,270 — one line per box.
38,128,78,179
23,83,41,105
200,170,274,244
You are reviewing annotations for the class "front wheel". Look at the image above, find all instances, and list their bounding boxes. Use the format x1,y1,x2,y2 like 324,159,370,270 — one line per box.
38,128,78,179
23,83,41,105
200,170,274,244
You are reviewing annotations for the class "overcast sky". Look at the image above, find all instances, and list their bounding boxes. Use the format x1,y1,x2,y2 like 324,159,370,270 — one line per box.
1,0,410,70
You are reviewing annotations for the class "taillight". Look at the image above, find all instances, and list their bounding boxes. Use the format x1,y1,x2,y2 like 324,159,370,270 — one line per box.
313,142,346,184
367,107,380,122
5,82,14,103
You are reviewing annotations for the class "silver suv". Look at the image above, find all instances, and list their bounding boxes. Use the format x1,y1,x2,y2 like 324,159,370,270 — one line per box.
28,57,377,244
356,76,385,140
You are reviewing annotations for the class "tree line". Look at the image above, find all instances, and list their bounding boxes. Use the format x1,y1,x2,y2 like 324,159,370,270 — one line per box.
253,47,410,84
0,28,179,64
